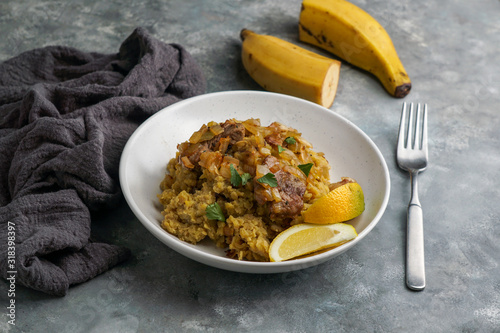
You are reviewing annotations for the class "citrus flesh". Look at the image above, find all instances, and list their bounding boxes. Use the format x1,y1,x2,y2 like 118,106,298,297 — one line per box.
269,223,357,262
303,182,365,224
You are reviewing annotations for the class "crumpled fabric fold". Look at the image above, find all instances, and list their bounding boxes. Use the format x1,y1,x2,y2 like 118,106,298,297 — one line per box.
0,27,206,296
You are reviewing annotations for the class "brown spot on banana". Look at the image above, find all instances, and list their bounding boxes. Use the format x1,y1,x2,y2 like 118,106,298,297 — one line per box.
394,83,411,98
299,24,324,45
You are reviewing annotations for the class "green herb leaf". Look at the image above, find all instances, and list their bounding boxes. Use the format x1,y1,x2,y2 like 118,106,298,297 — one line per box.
298,163,314,177
230,164,252,187
257,173,278,187
241,173,252,186
230,164,242,187
206,202,225,222
284,137,296,145
278,145,285,154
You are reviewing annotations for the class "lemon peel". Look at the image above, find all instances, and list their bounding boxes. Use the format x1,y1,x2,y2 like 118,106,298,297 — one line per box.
303,182,365,224
269,223,357,262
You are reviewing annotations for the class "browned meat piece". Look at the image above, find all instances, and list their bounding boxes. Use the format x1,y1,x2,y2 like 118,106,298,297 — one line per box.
206,120,245,150
264,122,285,146
221,119,245,144
264,133,283,146
178,142,209,167
271,170,306,218
179,120,246,167
255,156,307,219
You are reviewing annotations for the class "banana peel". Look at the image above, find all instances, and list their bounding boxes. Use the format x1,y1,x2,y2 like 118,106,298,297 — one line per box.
299,0,411,98
240,29,341,108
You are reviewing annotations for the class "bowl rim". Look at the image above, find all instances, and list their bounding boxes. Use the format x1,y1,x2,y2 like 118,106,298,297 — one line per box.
119,90,391,273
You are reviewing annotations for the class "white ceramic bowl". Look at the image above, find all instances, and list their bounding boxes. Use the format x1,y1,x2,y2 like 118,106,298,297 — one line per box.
119,91,390,273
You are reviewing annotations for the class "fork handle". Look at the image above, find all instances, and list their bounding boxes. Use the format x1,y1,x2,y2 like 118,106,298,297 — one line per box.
406,204,425,290
406,172,426,290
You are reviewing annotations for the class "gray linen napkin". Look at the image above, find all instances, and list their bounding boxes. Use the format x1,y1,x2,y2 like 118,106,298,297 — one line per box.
0,27,206,296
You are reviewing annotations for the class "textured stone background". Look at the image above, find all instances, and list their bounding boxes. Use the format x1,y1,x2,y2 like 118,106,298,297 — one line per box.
1,0,499,332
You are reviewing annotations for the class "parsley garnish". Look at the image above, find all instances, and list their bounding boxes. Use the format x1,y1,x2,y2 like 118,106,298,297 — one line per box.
298,163,314,177
241,173,252,186
206,202,225,222
278,145,285,154
284,137,296,145
230,164,252,187
257,173,278,187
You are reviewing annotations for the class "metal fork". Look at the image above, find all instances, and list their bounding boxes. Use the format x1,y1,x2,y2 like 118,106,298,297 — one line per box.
397,102,428,291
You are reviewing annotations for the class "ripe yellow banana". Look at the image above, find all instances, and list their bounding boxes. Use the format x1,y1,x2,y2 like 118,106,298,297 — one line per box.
299,0,411,98
240,29,341,108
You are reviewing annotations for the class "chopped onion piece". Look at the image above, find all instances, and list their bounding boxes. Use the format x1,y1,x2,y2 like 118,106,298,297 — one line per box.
189,127,206,143
209,124,224,135
181,156,195,169
260,147,271,156
256,164,271,179
271,187,282,202
223,155,239,166
199,130,215,142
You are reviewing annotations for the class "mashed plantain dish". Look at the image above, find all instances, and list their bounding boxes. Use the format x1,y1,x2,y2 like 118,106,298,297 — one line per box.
158,118,335,261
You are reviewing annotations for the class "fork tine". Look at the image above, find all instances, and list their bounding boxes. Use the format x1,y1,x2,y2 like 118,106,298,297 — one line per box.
398,102,409,149
422,104,428,154
414,104,422,149
407,102,415,149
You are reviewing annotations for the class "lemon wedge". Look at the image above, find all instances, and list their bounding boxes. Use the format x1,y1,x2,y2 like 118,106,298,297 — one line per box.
269,223,357,262
303,182,365,224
